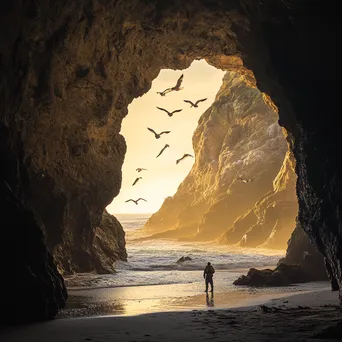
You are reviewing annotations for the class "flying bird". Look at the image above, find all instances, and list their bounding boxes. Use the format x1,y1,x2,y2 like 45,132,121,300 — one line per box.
125,198,147,205
156,144,170,158
183,98,207,108
156,107,183,117
136,168,147,172
156,74,184,96
237,177,253,183
132,177,142,186
176,153,194,164
147,127,171,139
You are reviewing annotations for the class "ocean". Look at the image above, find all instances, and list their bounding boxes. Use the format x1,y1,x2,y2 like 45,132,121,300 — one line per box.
61,214,329,317
65,213,285,289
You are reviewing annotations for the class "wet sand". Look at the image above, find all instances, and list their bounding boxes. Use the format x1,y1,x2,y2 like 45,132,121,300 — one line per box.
59,270,332,318
1,289,341,342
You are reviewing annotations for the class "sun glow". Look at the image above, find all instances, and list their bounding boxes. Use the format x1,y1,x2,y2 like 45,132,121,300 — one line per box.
106,60,225,215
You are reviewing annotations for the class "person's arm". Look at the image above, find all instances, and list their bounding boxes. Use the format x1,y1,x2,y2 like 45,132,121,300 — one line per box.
203,268,206,278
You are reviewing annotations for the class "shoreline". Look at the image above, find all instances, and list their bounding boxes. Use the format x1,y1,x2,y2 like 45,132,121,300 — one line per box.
60,269,331,319
1,288,340,342
57,281,333,320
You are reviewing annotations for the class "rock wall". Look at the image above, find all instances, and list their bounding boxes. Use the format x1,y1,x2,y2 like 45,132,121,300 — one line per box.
220,150,298,249
0,124,67,324
144,71,298,248
54,210,127,274
0,0,339,322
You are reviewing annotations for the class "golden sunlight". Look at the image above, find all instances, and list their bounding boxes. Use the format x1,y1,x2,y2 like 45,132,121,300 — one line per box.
107,60,225,214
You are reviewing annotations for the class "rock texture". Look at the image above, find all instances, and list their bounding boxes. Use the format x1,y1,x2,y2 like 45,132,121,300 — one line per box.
0,125,67,324
0,0,339,323
144,71,297,249
279,223,328,282
54,210,127,274
233,263,310,287
221,150,298,249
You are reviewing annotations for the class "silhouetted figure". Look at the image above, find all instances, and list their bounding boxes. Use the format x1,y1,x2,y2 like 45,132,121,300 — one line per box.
183,98,207,107
205,292,214,307
157,74,184,96
156,107,183,117
132,177,142,186
176,153,194,164
125,198,147,205
203,262,215,292
136,168,147,172
156,144,169,158
147,127,171,139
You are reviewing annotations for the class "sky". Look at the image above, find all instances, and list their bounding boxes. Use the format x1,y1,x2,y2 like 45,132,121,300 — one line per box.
106,60,225,215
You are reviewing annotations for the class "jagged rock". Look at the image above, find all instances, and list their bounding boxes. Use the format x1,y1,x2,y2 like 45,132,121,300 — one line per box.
0,0,339,324
177,256,192,263
221,151,298,249
233,263,309,287
53,210,127,274
0,176,67,325
279,223,327,281
144,71,291,243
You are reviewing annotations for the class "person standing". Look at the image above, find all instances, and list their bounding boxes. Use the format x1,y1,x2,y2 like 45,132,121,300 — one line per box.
203,262,215,292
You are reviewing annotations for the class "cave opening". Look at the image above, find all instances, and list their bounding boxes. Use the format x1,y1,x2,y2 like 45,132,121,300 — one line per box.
1,0,338,330
60,58,305,317
106,58,298,250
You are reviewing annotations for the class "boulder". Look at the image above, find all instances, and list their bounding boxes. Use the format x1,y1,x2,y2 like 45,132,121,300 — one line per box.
233,263,309,287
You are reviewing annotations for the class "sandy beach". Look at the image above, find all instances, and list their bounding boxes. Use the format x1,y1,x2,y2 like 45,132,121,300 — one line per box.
1,287,341,342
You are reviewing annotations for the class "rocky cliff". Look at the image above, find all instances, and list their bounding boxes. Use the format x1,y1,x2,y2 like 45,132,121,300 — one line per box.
220,150,298,249
54,210,127,274
0,0,339,323
144,71,297,249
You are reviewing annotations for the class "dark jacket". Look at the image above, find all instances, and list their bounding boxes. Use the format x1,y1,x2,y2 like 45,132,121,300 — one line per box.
203,265,215,279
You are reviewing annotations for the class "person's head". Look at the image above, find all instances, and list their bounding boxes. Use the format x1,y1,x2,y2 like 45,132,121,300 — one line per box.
207,262,211,266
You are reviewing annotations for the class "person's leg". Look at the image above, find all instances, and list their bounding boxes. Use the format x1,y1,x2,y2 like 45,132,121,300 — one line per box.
209,278,213,292
205,278,208,292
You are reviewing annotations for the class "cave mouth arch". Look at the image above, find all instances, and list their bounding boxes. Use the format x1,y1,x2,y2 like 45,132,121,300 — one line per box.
109,58,299,253
1,0,338,323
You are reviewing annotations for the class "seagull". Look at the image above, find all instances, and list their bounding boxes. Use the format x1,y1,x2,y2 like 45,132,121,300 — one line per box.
147,127,171,139
237,177,253,183
183,98,207,108
136,168,147,172
125,198,147,205
176,154,194,164
156,74,184,96
132,177,142,186
156,107,183,117
156,144,170,158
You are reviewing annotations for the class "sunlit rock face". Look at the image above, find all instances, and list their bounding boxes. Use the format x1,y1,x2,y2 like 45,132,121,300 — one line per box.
144,72,297,249
220,150,298,249
0,0,339,322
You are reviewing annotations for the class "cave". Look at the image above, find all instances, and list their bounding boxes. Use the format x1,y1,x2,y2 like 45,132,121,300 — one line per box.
0,0,338,325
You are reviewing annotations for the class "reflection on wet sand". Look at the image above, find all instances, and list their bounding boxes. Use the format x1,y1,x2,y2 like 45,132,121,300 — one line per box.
206,292,214,307
57,279,329,319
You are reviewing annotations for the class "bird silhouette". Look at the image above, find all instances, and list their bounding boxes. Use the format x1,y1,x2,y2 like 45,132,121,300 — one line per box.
147,127,171,139
125,198,147,205
156,144,170,158
132,177,142,186
183,98,207,108
156,107,183,117
136,168,147,172
237,177,253,183
157,74,184,96
176,153,194,164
